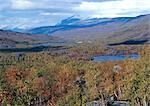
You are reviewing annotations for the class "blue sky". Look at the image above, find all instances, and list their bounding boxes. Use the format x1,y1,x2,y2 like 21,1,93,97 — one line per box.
0,0,150,29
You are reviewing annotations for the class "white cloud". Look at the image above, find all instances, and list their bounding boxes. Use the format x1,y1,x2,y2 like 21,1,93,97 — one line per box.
39,12,72,16
39,12,51,16
11,0,35,10
10,0,77,10
74,0,150,18
0,0,150,29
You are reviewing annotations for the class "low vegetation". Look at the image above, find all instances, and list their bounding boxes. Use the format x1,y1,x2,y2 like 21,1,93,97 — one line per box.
0,44,149,106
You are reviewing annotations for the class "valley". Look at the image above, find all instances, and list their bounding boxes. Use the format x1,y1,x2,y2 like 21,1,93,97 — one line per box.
0,14,150,106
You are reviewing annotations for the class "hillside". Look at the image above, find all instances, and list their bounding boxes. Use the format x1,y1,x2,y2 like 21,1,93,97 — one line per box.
1,14,149,48
0,30,56,48
29,14,150,44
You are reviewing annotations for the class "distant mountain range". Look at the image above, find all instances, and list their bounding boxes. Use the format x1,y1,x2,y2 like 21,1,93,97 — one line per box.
29,15,135,35
0,14,150,46
27,14,150,43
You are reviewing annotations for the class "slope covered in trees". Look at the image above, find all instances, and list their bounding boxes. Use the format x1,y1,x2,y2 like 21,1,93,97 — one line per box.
0,45,149,106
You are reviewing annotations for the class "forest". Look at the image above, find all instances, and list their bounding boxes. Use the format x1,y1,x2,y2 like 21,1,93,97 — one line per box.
0,44,149,106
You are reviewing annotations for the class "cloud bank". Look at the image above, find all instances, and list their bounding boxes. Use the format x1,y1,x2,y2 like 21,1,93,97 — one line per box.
0,0,150,29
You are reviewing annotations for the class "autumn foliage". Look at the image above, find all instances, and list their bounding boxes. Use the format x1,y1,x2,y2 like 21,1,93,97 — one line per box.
0,45,149,105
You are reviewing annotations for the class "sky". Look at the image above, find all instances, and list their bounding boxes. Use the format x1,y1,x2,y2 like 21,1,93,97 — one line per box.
0,0,150,29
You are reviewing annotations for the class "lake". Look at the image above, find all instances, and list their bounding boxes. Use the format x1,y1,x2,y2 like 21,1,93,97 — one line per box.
33,42,65,47
92,54,140,62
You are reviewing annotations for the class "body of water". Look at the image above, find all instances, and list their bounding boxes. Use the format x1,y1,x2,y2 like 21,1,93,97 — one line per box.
92,54,140,62
33,42,65,47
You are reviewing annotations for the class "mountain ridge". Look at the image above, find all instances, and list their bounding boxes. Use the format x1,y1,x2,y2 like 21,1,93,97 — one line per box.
1,14,150,46
28,15,137,35
27,14,150,44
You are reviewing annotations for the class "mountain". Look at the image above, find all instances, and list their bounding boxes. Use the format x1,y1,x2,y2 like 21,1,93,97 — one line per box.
28,15,133,35
0,30,54,48
28,14,150,44
1,26,27,33
9,28,26,33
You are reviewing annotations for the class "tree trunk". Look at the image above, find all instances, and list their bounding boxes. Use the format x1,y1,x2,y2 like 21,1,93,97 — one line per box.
101,93,106,106
136,97,141,106
118,86,122,99
143,96,148,106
